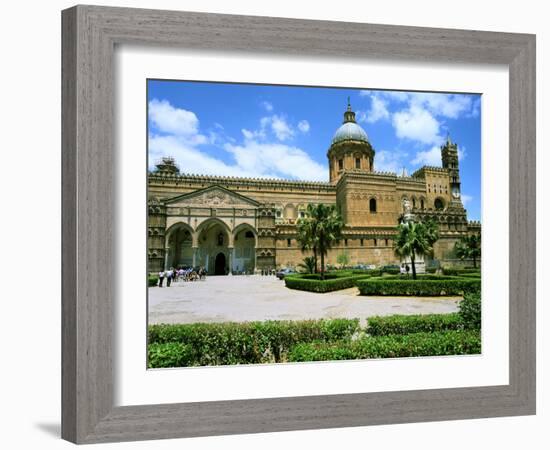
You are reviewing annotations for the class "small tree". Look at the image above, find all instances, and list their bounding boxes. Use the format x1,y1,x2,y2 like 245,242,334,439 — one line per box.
298,256,316,274
336,252,350,269
296,204,319,273
394,220,437,279
454,233,481,268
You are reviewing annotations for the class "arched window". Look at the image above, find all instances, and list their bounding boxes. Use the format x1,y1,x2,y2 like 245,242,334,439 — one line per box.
420,199,425,209
355,157,361,169
434,198,445,210
369,198,377,213
412,198,416,209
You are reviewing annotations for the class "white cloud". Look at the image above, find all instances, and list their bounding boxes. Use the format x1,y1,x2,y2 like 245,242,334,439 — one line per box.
261,101,274,112
224,140,326,181
241,128,266,141
458,145,467,161
150,134,327,181
148,98,202,137
411,145,442,166
392,105,441,144
411,93,473,119
370,91,476,119
410,143,466,168
269,115,294,141
461,194,473,205
357,94,390,124
298,120,310,133
149,99,325,181
149,134,244,176
373,149,408,174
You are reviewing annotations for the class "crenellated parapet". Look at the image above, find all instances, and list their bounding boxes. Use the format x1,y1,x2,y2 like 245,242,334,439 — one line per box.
411,166,450,179
148,171,334,193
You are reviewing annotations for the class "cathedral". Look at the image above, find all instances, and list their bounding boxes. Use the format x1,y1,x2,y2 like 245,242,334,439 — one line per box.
147,102,481,274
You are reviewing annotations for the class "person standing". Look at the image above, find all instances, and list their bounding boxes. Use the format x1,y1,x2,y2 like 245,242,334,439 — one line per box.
166,267,173,287
158,270,165,287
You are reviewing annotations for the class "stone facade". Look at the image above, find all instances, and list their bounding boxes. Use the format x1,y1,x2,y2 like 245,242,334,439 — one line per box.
148,103,481,274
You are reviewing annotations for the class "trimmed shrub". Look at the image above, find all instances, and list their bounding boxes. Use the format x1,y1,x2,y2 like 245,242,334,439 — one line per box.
288,330,481,362
285,273,370,293
442,267,481,276
148,318,361,367
426,267,438,274
356,277,480,296
459,272,482,278
458,292,481,330
148,342,195,368
350,269,381,277
148,275,159,287
366,313,462,336
381,268,400,275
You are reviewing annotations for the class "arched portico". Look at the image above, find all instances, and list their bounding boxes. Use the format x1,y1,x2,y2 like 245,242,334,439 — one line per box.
196,219,232,275
232,224,257,274
164,222,195,269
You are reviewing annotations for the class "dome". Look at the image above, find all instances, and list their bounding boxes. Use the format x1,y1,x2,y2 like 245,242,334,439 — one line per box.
331,121,369,145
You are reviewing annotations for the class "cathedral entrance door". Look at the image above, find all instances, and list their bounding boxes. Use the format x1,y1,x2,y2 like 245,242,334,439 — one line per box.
214,252,226,275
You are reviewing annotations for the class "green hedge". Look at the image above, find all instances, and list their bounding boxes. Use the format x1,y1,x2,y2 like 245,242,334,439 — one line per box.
357,277,480,296
442,267,481,276
148,342,195,368
288,330,481,361
297,271,352,280
383,274,461,281
285,273,370,293
148,275,159,287
366,313,462,336
458,272,482,278
458,293,481,330
148,318,361,367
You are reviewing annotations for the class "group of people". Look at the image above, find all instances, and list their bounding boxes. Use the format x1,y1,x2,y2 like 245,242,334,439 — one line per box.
157,266,207,287
399,263,411,276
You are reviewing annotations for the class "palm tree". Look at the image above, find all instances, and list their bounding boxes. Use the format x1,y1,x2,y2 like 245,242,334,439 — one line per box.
394,221,434,279
296,204,319,273
454,233,481,268
313,204,344,280
298,256,317,274
423,218,440,247
296,203,344,280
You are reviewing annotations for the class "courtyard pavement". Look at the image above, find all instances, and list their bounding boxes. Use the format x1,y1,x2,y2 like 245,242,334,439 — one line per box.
148,275,461,325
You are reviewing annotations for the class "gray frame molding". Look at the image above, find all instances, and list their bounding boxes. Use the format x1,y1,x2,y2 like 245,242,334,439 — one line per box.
62,5,536,444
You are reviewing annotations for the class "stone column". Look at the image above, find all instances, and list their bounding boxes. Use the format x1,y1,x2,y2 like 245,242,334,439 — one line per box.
164,247,170,270
192,247,198,267
228,247,234,275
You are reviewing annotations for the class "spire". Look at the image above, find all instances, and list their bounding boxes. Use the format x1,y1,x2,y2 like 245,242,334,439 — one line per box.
343,97,356,123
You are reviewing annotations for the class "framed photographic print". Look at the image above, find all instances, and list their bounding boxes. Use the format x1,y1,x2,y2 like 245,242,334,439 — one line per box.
62,5,536,444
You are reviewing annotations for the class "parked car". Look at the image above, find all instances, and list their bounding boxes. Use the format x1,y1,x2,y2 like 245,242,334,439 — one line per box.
276,268,296,280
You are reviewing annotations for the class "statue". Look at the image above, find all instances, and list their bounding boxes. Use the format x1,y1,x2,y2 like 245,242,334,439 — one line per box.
401,198,414,223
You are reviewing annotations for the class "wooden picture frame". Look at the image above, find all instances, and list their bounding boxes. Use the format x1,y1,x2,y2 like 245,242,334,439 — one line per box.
61,5,536,444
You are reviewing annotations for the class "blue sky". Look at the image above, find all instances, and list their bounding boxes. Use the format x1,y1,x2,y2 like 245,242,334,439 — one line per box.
147,80,481,221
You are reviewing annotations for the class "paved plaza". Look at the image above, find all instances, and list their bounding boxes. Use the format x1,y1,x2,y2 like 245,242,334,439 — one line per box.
148,275,460,325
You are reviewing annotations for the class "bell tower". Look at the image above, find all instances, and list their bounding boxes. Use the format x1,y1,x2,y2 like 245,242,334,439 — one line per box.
441,134,462,207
